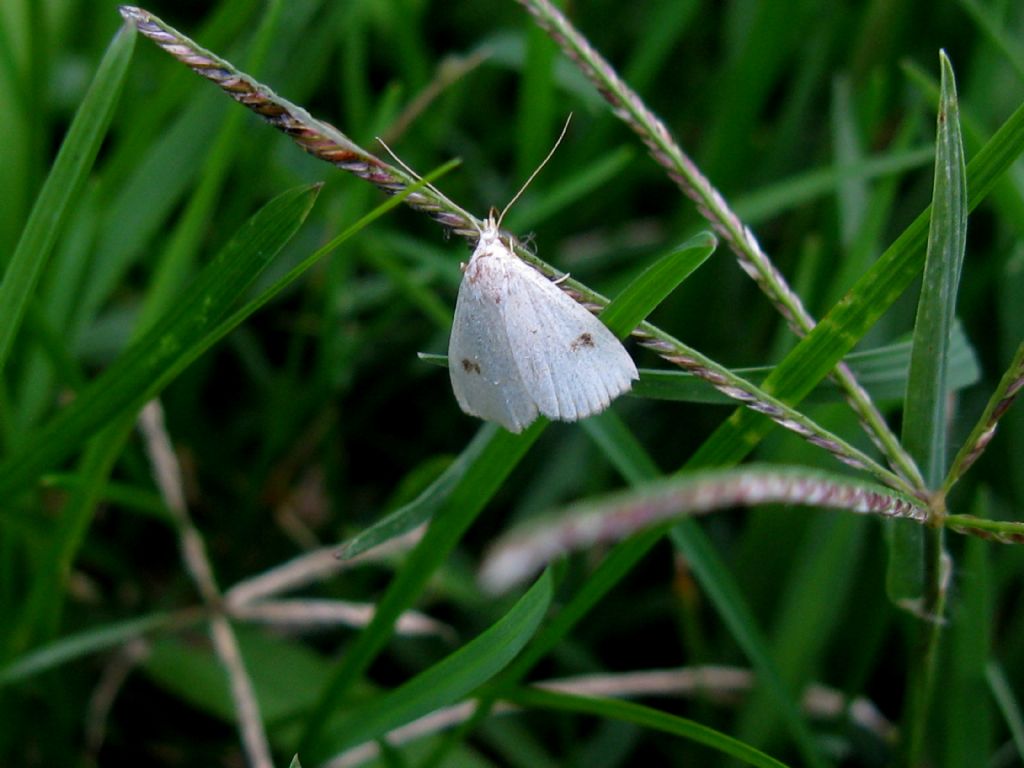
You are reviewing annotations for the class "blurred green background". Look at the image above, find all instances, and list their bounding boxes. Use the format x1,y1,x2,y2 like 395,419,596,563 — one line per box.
1,0,1023,765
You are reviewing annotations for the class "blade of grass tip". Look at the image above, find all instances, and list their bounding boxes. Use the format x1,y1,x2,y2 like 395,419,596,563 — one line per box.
297,420,548,756
311,571,553,764
507,687,791,768
0,23,134,370
889,50,967,594
896,50,966,768
599,232,717,339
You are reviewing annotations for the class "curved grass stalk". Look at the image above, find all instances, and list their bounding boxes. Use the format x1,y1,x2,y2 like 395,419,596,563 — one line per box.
480,465,929,593
943,341,1024,493
118,6,480,240
943,514,1024,544
515,0,925,490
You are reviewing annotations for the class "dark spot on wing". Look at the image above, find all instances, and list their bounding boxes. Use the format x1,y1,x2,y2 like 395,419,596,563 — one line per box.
571,332,594,351
461,358,482,374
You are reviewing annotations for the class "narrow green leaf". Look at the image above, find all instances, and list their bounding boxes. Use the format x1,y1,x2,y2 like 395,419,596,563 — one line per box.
669,520,826,767
508,687,790,768
0,611,183,686
889,50,966,601
0,185,320,499
895,51,966,768
901,49,967,489
500,525,666,686
299,421,546,754
338,423,504,560
201,161,459,359
599,232,716,338
312,570,553,763
987,662,1024,761
0,23,135,369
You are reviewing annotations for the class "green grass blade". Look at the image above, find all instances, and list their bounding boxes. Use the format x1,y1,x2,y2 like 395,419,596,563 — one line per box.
889,50,966,602
311,570,553,763
5,168,448,649
201,161,459,361
669,521,825,767
0,185,320,499
901,51,967,489
298,421,546,755
508,687,790,768
0,23,135,369
958,0,1024,81
895,54,967,768
599,232,716,338
338,423,503,560
986,661,1024,761
0,611,184,686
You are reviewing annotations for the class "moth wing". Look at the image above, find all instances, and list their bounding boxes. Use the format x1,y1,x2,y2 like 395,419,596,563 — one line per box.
448,255,539,433
502,259,638,423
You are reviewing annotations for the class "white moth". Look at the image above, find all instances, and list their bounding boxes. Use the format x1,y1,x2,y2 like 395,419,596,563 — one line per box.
379,118,637,433
448,210,638,433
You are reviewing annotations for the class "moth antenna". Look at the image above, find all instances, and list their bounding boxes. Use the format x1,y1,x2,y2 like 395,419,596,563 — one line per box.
376,137,451,207
496,114,572,229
